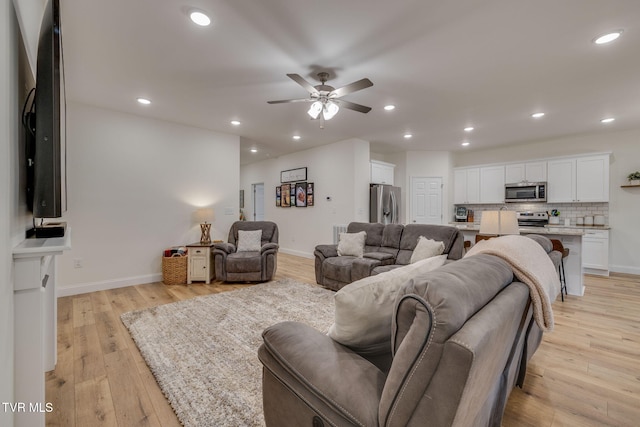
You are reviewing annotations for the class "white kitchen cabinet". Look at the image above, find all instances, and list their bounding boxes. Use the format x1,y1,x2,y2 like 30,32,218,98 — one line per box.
547,158,576,202
371,160,395,185
582,229,609,275
576,155,609,202
454,167,480,204
505,161,547,184
480,165,505,203
547,154,609,203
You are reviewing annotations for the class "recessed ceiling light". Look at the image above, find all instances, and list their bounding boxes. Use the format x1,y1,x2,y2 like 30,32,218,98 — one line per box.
137,97,151,105
230,120,241,126
403,133,413,139
250,148,258,153
461,141,470,146
384,105,396,111
190,11,211,26
464,126,474,132
292,135,301,140
601,117,615,124
531,112,545,119
593,30,623,45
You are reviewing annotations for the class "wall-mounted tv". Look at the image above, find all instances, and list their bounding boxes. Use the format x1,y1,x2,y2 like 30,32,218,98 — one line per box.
24,0,67,220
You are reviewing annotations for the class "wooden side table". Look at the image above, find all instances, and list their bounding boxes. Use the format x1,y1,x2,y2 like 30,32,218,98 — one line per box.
186,242,215,284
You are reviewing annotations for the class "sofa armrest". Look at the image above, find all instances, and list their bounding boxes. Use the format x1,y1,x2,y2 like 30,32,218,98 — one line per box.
352,257,382,282
364,251,395,263
314,244,338,258
259,321,384,426
213,242,236,254
261,242,279,253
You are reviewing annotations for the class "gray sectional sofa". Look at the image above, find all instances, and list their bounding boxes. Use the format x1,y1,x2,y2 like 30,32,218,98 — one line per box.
314,222,465,290
259,243,559,427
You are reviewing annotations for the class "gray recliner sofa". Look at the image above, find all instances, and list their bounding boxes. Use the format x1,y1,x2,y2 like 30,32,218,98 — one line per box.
314,222,465,290
213,221,279,282
258,249,554,427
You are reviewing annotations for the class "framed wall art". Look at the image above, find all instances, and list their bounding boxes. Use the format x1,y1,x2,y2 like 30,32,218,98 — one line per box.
306,182,314,206
275,186,281,207
281,184,291,207
295,182,307,207
280,167,307,183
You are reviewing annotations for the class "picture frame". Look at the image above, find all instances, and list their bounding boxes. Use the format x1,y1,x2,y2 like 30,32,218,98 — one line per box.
281,184,291,207
276,186,281,207
306,182,314,206
295,182,307,207
280,167,307,183
239,190,245,209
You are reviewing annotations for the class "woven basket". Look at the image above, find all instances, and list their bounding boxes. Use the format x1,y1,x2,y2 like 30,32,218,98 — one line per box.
162,254,187,285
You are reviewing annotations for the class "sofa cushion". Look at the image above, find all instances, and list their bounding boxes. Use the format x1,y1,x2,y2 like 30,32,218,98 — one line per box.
226,251,262,273
236,230,262,252
328,254,447,350
410,236,445,263
337,231,366,257
323,256,357,283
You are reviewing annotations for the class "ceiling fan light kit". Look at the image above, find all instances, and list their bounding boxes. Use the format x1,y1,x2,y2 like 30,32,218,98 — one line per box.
269,71,373,126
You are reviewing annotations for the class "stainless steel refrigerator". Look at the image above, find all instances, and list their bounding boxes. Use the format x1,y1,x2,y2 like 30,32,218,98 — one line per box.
370,184,401,224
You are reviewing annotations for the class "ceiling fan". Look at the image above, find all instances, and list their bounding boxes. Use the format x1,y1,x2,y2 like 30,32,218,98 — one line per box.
268,72,373,127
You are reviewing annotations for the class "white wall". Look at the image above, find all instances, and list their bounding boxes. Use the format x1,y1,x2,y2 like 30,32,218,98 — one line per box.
1,0,20,423
240,138,370,258
57,103,240,295
453,129,640,274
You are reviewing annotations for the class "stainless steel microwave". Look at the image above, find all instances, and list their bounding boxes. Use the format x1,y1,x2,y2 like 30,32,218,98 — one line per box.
505,182,546,202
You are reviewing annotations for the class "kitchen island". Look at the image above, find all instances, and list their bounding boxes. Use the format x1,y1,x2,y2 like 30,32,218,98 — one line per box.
452,223,588,296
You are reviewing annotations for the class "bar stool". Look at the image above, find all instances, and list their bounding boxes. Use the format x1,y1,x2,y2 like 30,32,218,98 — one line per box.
551,239,568,301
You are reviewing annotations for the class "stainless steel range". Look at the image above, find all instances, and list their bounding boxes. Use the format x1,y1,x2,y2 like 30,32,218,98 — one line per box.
516,211,548,227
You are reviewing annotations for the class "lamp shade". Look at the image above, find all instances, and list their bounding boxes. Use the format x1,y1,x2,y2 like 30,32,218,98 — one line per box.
194,208,214,225
323,101,339,120
307,101,322,119
479,210,519,235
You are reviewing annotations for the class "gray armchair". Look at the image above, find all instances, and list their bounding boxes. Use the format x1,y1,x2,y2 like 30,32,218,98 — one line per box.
213,221,279,282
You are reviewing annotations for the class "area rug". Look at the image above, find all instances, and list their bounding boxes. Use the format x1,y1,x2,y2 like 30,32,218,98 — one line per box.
120,278,335,427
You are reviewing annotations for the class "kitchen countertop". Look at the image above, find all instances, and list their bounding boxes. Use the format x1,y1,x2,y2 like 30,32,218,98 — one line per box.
450,223,610,236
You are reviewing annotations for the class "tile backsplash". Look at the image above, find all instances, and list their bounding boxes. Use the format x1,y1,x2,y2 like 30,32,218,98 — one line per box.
458,202,609,226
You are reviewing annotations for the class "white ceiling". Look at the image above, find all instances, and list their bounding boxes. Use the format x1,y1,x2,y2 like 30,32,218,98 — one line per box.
61,0,640,165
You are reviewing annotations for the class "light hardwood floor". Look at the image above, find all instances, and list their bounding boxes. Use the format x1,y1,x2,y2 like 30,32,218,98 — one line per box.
45,253,640,426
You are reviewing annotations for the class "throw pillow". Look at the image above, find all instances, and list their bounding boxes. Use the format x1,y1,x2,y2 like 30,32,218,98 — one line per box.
337,231,366,257
236,230,262,252
327,254,447,349
410,236,445,263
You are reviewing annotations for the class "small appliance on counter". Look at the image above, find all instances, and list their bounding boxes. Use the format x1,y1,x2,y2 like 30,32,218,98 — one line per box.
455,206,468,222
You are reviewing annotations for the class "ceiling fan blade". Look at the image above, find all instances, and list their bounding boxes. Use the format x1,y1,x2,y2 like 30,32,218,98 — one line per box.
287,74,319,95
335,99,372,114
267,98,312,104
330,78,373,98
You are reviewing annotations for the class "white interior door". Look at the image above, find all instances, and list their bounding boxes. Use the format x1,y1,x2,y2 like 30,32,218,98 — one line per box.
252,183,265,221
410,177,443,224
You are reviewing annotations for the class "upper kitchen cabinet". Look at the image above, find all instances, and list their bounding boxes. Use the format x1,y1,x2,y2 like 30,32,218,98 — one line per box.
454,167,480,204
505,161,547,184
480,165,505,203
576,155,609,202
547,154,609,202
370,160,395,185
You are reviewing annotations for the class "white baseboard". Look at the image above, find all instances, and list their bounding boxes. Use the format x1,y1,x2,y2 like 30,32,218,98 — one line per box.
609,264,640,276
279,248,314,259
57,273,163,297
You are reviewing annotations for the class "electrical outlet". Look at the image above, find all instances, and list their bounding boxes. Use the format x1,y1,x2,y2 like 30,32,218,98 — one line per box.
73,259,83,268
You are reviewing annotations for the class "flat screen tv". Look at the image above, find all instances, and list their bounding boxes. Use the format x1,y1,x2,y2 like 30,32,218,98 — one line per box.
25,0,67,219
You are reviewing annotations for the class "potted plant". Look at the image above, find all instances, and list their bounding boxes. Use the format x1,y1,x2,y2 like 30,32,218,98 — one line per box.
628,171,640,185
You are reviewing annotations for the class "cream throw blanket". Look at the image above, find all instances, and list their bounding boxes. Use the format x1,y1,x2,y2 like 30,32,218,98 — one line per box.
465,235,560,332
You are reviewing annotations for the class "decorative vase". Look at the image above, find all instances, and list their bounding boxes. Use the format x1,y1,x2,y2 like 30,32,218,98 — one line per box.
629,179,640,186
549,217,560,225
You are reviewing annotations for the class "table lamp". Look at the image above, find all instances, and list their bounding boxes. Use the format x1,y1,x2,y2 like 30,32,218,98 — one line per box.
479,209,519,236
195,208,214,243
